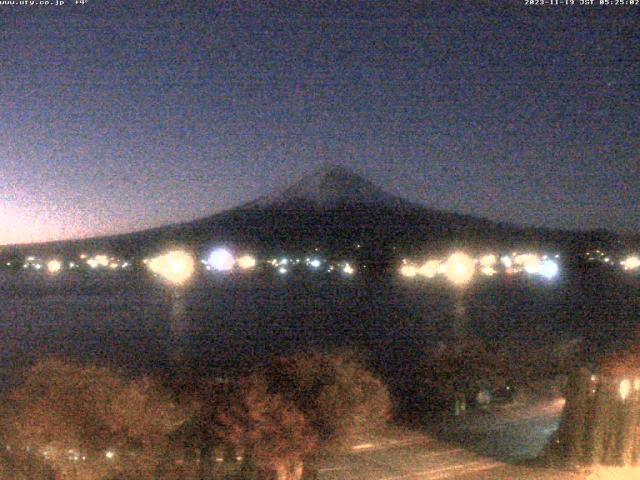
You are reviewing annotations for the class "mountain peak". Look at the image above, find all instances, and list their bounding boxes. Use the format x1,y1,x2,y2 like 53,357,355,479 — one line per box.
314,162,356,176
248,164,405,209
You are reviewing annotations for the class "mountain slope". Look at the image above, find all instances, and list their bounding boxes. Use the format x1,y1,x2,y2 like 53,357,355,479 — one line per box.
3,164,631,259
247,164,408,209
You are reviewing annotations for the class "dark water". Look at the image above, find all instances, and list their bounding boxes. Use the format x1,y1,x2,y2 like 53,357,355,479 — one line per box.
0,267,639,385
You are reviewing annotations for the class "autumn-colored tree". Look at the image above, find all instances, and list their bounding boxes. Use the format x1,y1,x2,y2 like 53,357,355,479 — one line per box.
215,374,317,480
0,359,193,480
265,352,393,447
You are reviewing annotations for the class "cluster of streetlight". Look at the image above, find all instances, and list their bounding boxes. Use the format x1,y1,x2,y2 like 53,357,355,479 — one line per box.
38,446,116,463
584,250,640,273
266,255,355,276
144,248,357,286
13,253,130,274
198,247,356,277
400,251,561,284
621,255,640,272
6,248,639,286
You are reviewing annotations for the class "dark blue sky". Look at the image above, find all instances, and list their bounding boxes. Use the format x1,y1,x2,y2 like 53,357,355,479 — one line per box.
1,1,638,244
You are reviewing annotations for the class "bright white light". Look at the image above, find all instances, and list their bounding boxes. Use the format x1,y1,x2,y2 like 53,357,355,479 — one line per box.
278,266,287,274
539,260,559,279
417,259,440,279
516,254,541,274
46,260,62,274
148,250,195,285
620,379,631,400
400,265,417,278
94,255,109,267
279,258,289,266
622,255,640,271
443,252,475,285
479,254,497,267
500,255,513,268
236,255,256,270
343,263,354,275
207,248,235,272
86,254,110,269
352,443,375,451
309,258,321,268
481,266,496,276
105,450,115,460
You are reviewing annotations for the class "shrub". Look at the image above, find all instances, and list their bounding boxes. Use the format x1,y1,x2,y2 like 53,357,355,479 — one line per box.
265,351,393,446
0,358,192,480
215,374,317,480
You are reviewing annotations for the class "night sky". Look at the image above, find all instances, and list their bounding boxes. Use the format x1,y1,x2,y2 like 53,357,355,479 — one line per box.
1,2,638,245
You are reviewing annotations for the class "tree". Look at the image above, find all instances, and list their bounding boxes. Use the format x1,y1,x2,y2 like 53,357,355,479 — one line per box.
550,351,640,467
0,359,192,480
215,374,317,480
265,352,393,447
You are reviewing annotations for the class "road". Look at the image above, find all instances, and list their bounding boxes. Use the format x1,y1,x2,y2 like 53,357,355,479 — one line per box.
314,398,582,479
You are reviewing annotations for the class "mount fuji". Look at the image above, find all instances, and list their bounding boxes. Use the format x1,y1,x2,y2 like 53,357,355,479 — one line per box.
4,164,627,260
89,164,525,256
247,164,409,210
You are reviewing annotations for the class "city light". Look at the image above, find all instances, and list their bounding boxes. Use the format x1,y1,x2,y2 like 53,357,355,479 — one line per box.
105,450,115,460
516,254,541,274
309,258,322,269
539,259,559,279
480,266,496,276
442,252,475,285
622,255,640,271
400,264,417,278
417,260,440,278
148,250,195,285
479,254,497,267
236,254,256,270
46,259,62,274
343,263,355,275
87,254,110,269
620,379,631,400
207,248,235,272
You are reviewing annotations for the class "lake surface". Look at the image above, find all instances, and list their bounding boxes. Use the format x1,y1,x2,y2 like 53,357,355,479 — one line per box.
0,266,639,386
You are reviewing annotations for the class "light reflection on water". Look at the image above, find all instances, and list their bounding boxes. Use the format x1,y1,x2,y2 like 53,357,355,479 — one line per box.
0,269,638,383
